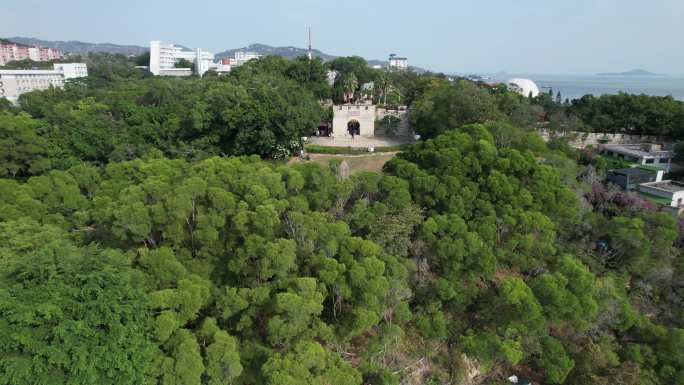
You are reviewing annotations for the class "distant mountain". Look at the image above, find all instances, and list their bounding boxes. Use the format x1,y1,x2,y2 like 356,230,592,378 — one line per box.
215,43,428,72
598,69,664,77
1,38,29,46
5,38,429,72
214,43,336,61
6,37,147,55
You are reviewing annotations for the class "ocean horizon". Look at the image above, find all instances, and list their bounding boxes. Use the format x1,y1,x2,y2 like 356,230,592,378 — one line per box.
483,74,684,102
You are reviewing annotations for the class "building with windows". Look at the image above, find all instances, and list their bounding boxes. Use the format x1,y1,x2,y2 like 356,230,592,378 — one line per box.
53,63,88,79
638,180,684,208
607,167,663,190
0,63,88,102
599,143,673,171
389,54,408,70
0,43,63,65
149,41,215,76
233,51,262,66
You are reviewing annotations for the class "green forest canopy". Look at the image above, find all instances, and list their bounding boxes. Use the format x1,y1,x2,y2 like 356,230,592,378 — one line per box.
1,122,682,385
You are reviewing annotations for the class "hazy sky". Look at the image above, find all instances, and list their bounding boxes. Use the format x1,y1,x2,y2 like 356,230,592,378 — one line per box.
2,0,683,75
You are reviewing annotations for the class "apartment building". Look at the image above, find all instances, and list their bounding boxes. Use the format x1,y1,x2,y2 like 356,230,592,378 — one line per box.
0,43,63,65
0,63,88,102
149,41,214,76
388,54,408,71
234,51,262,66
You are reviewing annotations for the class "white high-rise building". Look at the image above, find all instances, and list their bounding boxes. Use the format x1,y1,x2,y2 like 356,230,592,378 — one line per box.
0,63,88,102
149,41,215,77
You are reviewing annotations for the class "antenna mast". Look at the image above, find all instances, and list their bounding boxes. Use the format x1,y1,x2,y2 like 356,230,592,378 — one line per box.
307,27,313,61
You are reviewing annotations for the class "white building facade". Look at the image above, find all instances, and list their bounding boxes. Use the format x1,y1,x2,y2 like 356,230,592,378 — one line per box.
53,63,88,79
234,51,262,66
389,54,408,70
149,41,215,77
0,63,88,102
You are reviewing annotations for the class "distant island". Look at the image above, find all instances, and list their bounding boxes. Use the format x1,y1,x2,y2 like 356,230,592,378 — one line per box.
597,69,664,77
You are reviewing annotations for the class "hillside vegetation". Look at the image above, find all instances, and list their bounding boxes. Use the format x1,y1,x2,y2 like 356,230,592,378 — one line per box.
0,53,682,385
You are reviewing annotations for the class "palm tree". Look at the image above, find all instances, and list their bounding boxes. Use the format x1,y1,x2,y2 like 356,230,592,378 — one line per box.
374,71,392,106
342,73,358,103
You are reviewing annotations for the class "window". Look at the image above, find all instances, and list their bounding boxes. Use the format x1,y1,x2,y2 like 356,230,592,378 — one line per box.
645,158,654,164
660,158,670,164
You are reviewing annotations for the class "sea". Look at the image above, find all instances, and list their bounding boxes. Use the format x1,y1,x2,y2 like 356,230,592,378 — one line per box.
486,74,684,102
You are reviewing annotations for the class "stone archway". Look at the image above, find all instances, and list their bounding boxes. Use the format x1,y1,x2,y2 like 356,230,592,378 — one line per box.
347,119,360,136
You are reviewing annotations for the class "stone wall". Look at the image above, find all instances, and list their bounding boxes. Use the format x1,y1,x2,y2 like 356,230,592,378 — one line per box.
332,104,412,138
539,130,674,148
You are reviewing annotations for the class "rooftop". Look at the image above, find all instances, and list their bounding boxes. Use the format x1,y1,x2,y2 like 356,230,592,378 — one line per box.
601,144,671,158
0,69,61,75
610,167,654,176
640,180,684,193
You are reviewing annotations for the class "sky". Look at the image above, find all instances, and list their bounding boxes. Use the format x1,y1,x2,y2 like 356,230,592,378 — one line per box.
2,0,683,75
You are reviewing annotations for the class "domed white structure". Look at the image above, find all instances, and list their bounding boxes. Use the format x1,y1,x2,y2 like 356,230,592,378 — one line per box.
507,78,540,98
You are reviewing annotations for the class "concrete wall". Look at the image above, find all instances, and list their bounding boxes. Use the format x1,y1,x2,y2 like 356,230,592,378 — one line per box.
539,130,673,149
158,68,193,77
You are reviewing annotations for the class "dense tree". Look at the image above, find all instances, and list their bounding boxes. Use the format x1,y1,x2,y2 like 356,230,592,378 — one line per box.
13,69,322,164
0,221,154,385
174,58,194,69
537,336,575,384
1,50,682,385
409,79,504,138
262,340,362,385
0,111,51,177
232,55,332,99
202,74,323,157
329,56,378,104
568,93,684,137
